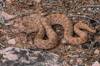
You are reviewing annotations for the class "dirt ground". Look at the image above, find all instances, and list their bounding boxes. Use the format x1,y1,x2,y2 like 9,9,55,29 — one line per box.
0,0,100,66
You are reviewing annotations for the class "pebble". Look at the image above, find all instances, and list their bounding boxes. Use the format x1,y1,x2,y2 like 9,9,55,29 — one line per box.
0,47,18,61
3,53,18,61
92,61,100,66
34,0,41,3
20,57,30,63
76,58,83,64
94,49,99,55
69,59,74,64
88,8,92,11
8,39,16,45
1,11,15,20
6,0,12,3
82,8,86,11
61,38,67,44
96,8,100,10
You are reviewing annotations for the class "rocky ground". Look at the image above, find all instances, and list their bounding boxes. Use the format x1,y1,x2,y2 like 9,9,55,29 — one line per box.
0,0,100,66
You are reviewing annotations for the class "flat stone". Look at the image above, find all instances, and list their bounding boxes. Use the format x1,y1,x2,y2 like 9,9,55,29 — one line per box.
8,39,16,45
92,61,100,66
94,49,99,55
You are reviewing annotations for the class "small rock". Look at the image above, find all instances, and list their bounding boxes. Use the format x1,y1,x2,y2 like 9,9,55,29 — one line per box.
3,53,18,61
76,58,83,64
34,0,41,3
88,8,92,11
56,29,61,32
6,0,12,3
8,39,16,45
77,12,81,15
92,61,100,66
69,59,74,64
0,47,14,54
61,38,67,44
82,8,86,11
20,57,30,63
94,49,99,55
96,8,100,10
1,11,15,20
0,47,18,61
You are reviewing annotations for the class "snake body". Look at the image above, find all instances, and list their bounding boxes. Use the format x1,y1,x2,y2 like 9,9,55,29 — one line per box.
69,21,96,45
1,12,96,49
34,14,73,49
5,14,46,48
4,13,58,49
34,19,58,49
44,14,96,45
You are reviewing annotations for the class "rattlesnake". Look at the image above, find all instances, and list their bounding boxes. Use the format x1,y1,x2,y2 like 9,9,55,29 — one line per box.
1,12,96,49
44,13,96,45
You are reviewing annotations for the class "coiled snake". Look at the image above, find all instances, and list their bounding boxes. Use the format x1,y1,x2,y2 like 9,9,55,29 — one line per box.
34,13,96,49
1,13,96,49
